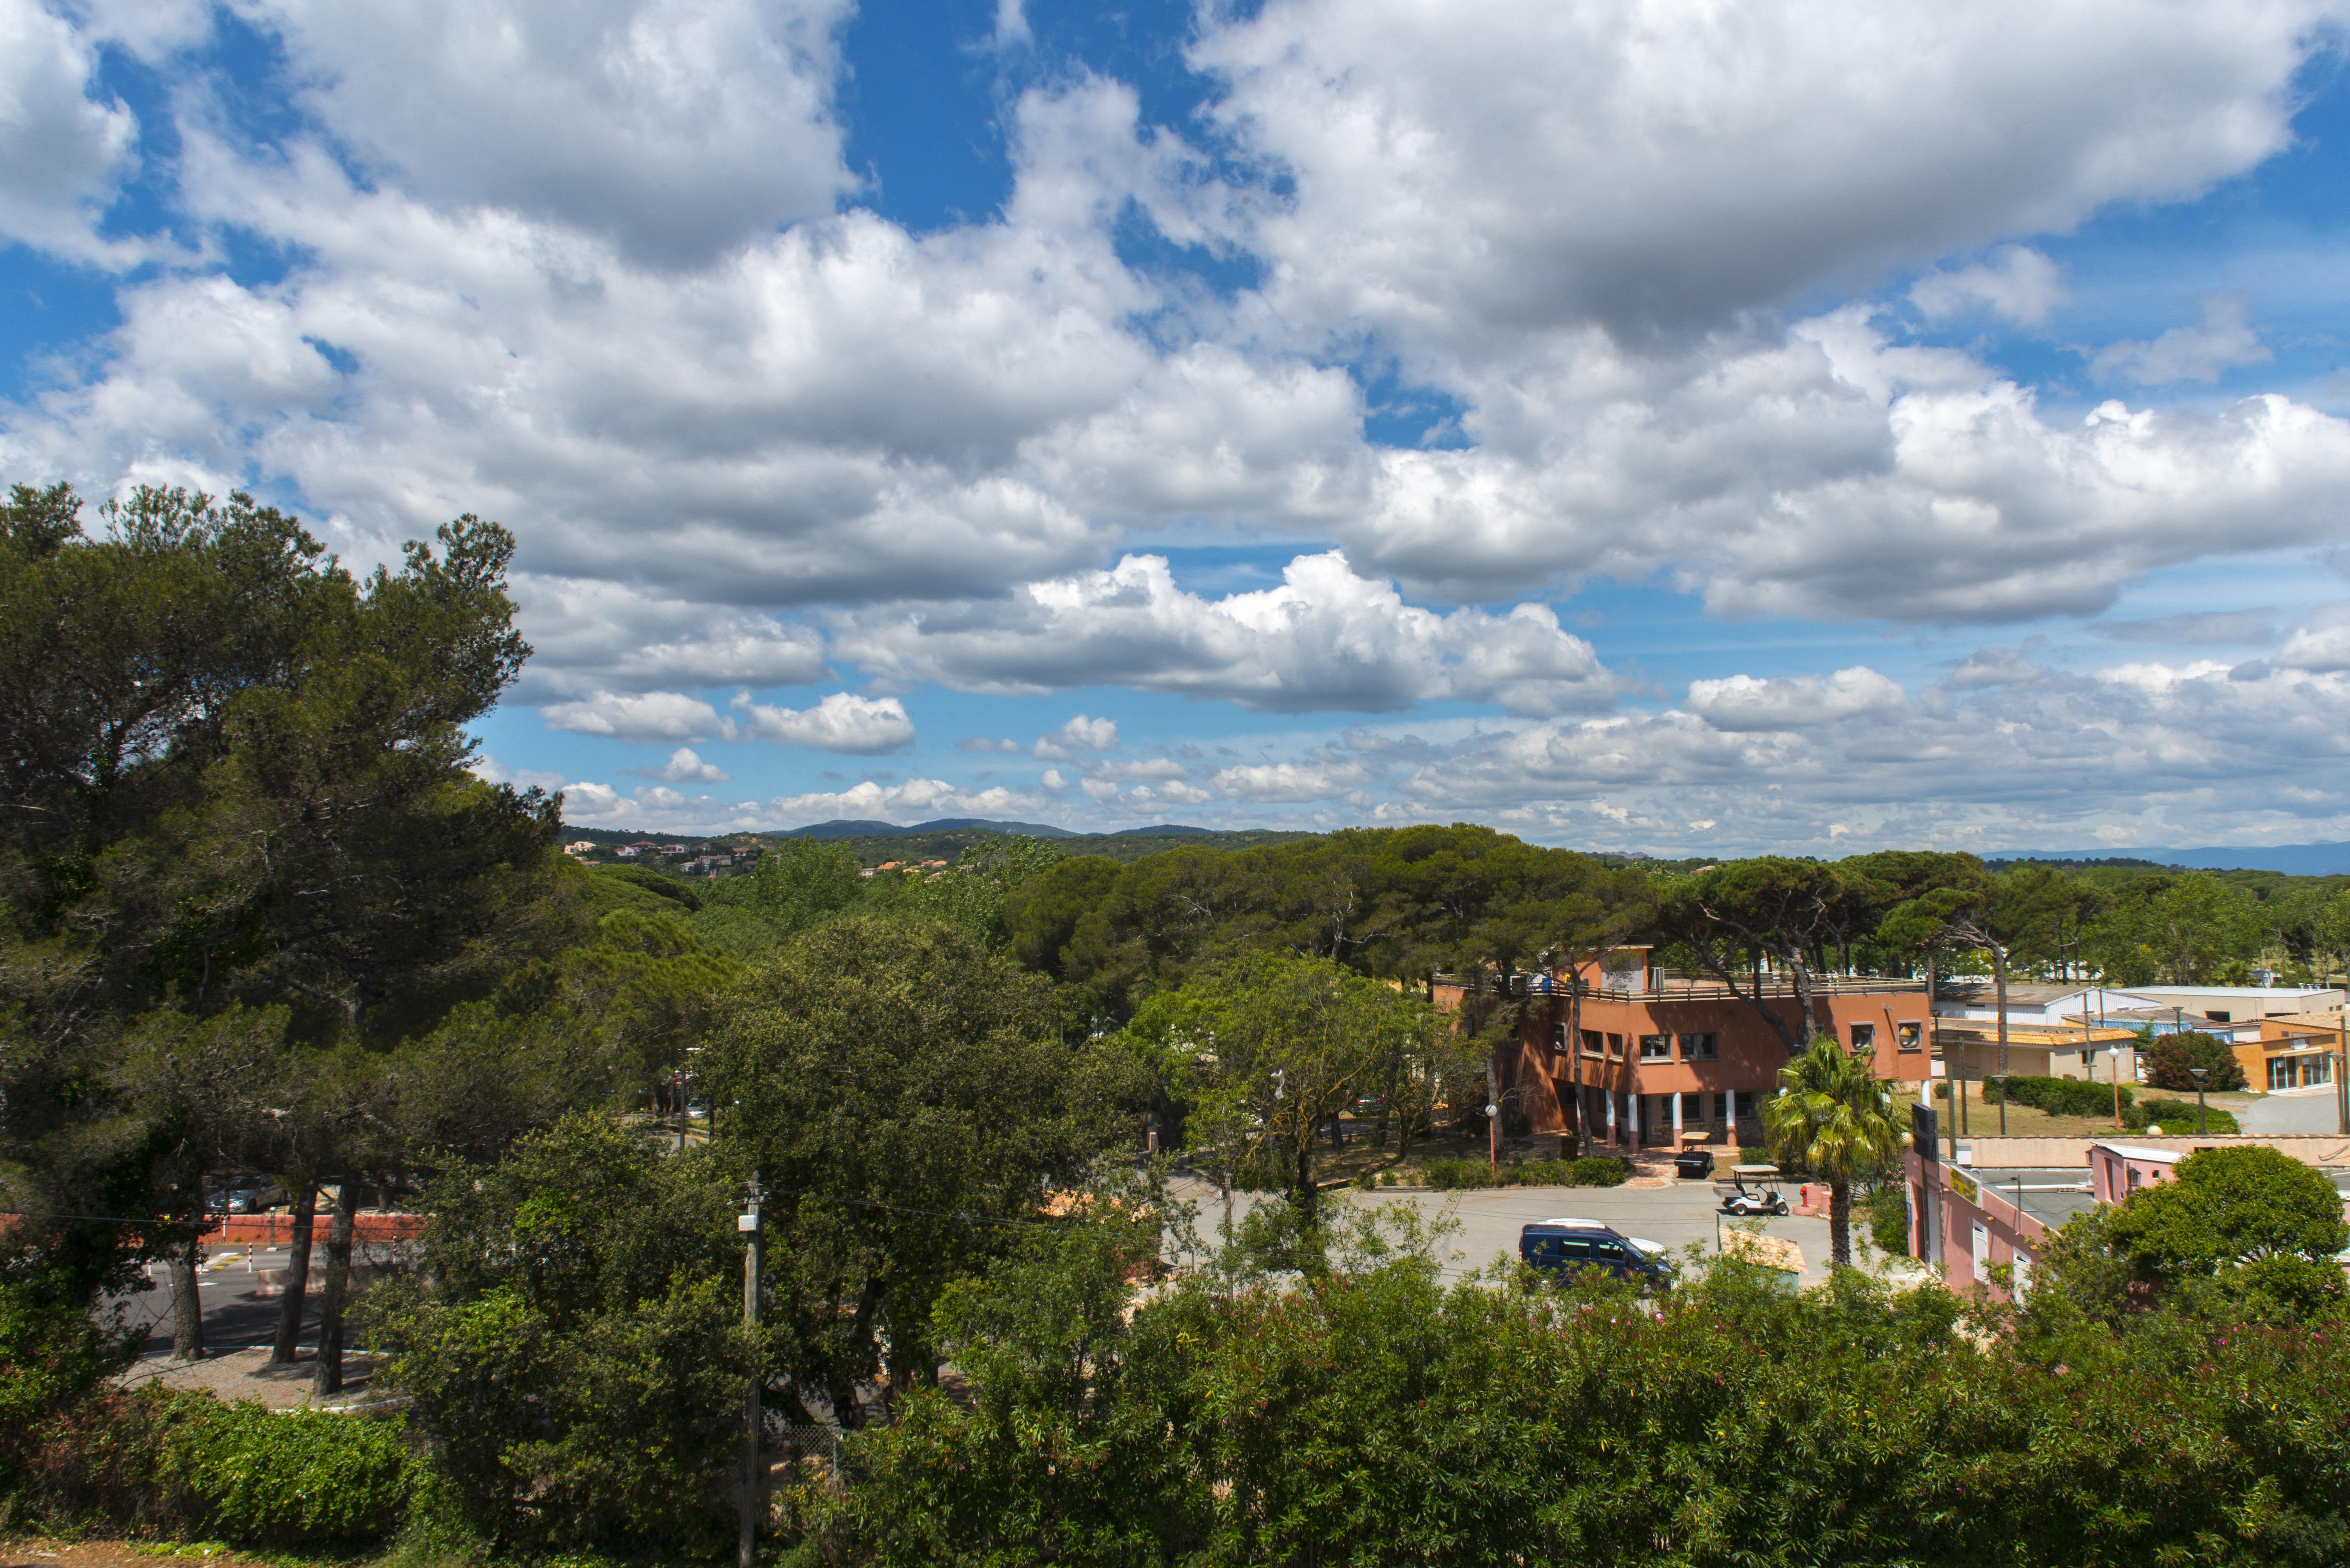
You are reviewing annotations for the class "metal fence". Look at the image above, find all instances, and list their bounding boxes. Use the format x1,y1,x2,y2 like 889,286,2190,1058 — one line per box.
768,1419,843,1476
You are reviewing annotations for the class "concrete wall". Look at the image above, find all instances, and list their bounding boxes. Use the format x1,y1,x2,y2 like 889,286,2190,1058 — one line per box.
1942,1133,2350,1167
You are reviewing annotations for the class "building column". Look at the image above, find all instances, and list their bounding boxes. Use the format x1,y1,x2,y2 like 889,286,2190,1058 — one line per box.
1632,1093,1643,1148
1603,1086,1616,1147
1671,1091,1684,1144
1724,1087,1737,1135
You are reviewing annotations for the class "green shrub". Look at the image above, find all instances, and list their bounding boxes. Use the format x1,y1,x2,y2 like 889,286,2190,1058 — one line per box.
1987,1075,2134,1118
164,1399,413,1548
1866,1185,1907,1254
2133,1097,2239,1134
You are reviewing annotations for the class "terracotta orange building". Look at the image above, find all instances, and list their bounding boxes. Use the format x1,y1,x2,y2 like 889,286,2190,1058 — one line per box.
1436,947,1932,1150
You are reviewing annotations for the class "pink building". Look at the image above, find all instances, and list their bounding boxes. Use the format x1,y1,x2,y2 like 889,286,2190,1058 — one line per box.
1908,1140,2350,1301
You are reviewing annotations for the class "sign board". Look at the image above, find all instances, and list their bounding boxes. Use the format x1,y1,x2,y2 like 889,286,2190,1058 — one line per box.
1947,1169,1978,1204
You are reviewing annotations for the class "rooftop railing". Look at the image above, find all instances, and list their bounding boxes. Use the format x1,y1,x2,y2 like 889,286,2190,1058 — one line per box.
1437,971,1927,1004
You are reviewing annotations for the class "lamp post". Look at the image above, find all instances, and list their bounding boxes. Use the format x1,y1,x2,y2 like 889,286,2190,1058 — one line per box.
2189,1066,2207,1136
737,1177,763,1568
2108,1044,2122,1130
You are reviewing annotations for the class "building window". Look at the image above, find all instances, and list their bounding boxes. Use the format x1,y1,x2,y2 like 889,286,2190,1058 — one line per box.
1680,1032,1717,1060
1849,1022,1876,1051
2205,1010,2231,1023
1607,1033,1624,1059
1639,1033,1671,1060
2266,1055,2331,1090
1580,1029,1604,1057
1710,1091,1728,1123
1551,1022,1567,1052
1896,1022,1922,1051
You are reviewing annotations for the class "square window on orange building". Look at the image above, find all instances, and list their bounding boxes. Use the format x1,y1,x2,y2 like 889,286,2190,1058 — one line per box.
1607,1033,1625,1059
1580,1029,1605,1057
1679,1033,1716,1060
1896,1022,1922,1051
1638,1034,1671,1060
1849,1022,1876,1051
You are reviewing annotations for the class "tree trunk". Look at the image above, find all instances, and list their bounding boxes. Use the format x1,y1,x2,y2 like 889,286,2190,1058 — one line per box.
1994,944,2010,1076
170,1227,206,1361
1292,1131,1319,1227
1485,1050,1502,1161
311,1181,356,1396
269,1179,318,1365
1828,1178,1852,1268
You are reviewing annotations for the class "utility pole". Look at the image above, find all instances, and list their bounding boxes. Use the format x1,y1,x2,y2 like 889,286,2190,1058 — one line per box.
2190,1066,2207,1136
738,1177,763,1568
2337,1006,2348,1135
2109,1045,2122,1130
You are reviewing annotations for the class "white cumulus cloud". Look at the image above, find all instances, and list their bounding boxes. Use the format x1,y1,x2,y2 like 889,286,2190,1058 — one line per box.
1909,247,2069,325
542,689,723,742
1684,668,1908,732
2090,297,2273,385
839,551,1611,714
730,691,915,753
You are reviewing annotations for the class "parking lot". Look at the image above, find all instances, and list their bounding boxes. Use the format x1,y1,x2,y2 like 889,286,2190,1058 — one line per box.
1168,1172,1916,1287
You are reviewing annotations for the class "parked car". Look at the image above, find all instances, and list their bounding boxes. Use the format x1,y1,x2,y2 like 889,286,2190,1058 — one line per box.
1673,1148,1715,1180
1518,1219,1673,1288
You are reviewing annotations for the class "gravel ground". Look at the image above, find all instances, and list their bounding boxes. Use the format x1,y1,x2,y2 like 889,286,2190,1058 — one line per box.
116,1346,385,1411
1,1545,272,1568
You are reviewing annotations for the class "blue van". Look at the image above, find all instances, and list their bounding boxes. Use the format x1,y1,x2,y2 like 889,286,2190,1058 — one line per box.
1519,1219,1671,1288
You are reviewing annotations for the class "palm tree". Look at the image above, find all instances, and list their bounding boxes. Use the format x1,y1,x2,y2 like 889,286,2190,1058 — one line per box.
1759,1036,1911,1268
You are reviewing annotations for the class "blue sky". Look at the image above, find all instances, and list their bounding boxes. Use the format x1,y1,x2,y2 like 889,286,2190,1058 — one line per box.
8,0,2350,853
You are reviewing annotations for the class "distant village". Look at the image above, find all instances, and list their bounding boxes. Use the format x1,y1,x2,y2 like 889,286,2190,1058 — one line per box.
562,835,966,880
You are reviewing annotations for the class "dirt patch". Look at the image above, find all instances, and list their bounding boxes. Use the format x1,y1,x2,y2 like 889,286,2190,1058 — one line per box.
0,1544,275,1568
116,1347,384,1411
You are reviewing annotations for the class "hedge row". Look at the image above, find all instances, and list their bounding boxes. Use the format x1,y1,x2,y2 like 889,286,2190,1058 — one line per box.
1413,1156,1631,1191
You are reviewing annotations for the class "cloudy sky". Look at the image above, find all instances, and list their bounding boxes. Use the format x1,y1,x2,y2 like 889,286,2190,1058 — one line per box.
8,0,2350,853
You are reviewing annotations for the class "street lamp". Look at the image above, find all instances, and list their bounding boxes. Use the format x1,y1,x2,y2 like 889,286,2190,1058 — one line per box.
2189,1066,2208,1136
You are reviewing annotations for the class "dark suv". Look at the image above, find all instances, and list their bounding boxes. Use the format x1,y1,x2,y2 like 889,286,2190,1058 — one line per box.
1519,1220,1671,1288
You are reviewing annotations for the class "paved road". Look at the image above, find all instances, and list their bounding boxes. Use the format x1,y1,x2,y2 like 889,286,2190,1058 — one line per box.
1170,1175,1910,1286
108,1245,320,1355
2237,1087,2346,1135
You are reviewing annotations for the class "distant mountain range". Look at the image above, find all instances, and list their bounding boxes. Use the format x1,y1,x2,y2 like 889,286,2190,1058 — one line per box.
1992,842,2350,876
